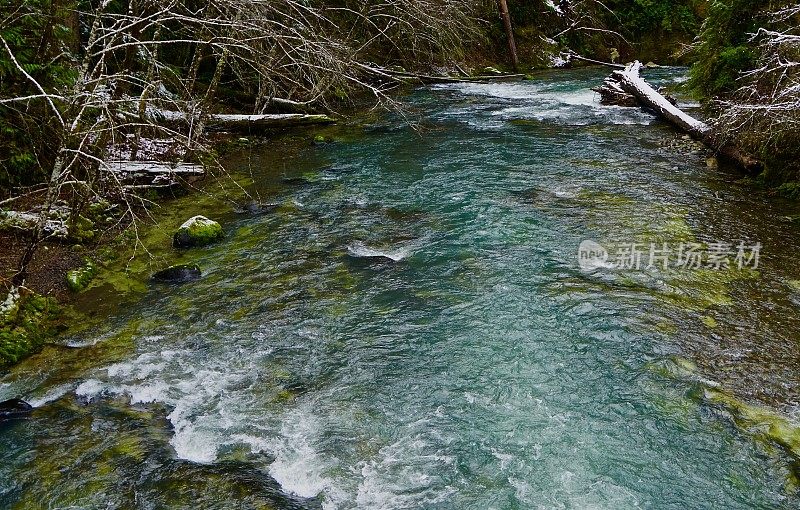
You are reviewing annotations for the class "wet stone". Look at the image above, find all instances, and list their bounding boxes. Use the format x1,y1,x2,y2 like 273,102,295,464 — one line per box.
0,398,33,421
152,264,202,283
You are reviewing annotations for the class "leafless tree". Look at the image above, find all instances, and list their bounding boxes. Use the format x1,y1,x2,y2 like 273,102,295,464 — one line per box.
714,4,800,169
1,0,483,289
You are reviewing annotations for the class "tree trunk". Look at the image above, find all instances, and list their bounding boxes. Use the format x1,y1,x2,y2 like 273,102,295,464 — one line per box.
496,0,519,71
599,62,762,174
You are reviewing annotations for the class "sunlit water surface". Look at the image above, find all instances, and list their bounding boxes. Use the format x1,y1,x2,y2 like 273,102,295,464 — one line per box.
3,68,800,509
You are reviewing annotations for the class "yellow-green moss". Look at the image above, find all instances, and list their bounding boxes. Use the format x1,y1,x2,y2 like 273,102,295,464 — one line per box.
173,216,224,248
705,388,800,458
701,315,718,328
66,260,97,293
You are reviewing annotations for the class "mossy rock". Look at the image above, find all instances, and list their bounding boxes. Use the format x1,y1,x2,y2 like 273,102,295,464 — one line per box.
701,315,718,329
0,290,63,367
86,199,113,222
774,182,800,200
0,398,33,420
173,216,224,248
68,215,97,243
66,260,97,293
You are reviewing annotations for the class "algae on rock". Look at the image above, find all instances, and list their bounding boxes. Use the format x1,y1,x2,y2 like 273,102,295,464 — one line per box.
173,216,224,248
66,260,97,293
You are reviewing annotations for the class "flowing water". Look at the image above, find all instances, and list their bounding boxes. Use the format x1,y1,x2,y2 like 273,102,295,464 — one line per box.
3,68,800,509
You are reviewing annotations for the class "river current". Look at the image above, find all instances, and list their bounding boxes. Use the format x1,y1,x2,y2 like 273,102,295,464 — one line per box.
2,67,800,509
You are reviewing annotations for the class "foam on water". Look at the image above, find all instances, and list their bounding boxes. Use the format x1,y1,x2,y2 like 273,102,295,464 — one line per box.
355,435,457,510
434,79,657,127
346,241,411,262
265,407,343,504
26,383,74,408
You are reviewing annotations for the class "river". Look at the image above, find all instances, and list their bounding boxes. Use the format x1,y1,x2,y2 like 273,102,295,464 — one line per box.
2,67,800,509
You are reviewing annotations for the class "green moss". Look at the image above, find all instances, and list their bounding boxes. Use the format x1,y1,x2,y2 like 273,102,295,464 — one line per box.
274,389,295,403
701,315,718,329
647,354,800,483
69,215,97,243
655,320,678,335
0,291,63,367
646,355,698,380
705,388,800,459
173,215,224,248
774,182,800,200
665,267,758,311
86,199,113,222
577,189,635,206
66,260,97,292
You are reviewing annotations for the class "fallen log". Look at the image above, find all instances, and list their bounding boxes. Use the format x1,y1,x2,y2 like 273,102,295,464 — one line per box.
569,53,625,69
264,97,316,114
153,110,336,132
597,61,761,173
105,160,204,178
149,110,336,133
103,160,205,189
97,160,205,194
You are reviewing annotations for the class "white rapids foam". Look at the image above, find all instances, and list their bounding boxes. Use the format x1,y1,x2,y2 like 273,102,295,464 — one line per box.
27,383,75,408
434,80,655,127
347,241,411,262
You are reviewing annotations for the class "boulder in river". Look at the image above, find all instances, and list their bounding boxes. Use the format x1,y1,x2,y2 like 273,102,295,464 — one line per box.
152,264,202,283
173,216,224,248
0,399,33,421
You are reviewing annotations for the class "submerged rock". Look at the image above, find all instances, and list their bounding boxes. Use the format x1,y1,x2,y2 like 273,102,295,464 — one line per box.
152,264,202,283
0,398,33,420
173,216,224,248
281,175,319,186
233,201,280,215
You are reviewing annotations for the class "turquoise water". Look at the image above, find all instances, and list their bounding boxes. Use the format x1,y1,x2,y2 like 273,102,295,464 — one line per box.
2,68,800,509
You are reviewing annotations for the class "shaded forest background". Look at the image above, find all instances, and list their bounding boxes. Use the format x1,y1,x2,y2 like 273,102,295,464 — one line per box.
0,0,798,204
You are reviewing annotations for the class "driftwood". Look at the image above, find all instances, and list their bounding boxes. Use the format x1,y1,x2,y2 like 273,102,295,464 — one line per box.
104,160,205,191
596,61,761,173
153,110,335,132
